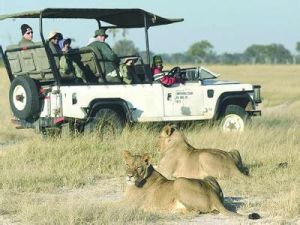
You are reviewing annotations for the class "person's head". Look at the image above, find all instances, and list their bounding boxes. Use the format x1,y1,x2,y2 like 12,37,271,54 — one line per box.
94,28,108,42
58,38,71,52
152,55,163,69
48,31,60,44
21,24,33,41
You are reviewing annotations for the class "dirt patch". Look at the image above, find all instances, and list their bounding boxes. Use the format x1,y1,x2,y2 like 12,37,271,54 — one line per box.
19,178,300,224
1,177,299,224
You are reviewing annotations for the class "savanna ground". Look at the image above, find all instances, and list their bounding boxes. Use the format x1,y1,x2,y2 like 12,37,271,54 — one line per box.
0,65,299,225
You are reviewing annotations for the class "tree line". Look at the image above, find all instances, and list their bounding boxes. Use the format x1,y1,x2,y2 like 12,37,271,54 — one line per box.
1,35,299,65
112,39,300,65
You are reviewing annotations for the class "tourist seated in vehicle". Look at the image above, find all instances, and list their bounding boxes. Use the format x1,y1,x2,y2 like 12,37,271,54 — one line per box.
87,28,135,84
47,31,63,67
59,38,87,83
18,24,34,47
151,55,184,87
119,57,139,84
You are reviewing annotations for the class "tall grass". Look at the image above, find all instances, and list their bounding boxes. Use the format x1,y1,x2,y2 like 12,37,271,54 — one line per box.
0,66,299,224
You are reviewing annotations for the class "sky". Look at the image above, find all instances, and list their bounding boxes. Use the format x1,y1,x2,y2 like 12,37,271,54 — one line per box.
0,0,300,54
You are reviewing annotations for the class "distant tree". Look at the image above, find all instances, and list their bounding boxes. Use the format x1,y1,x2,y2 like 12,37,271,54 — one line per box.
112,39,139,57
107,28,128,41
296,42,300,54
295,42,300,64
138,50,155,64
244,44,265,64
219,53,246,65
170,53,188,64
245,44,292,64
266,44,292,64
186,40,214,63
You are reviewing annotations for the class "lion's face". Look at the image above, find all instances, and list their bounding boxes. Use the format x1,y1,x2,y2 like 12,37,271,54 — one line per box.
123,151,150,187
158,125,186,152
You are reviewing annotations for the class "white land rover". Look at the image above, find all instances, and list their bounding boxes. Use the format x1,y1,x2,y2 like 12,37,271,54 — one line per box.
0,8,261,135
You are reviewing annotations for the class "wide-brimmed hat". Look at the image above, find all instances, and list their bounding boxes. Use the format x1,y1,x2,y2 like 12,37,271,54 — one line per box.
122,56,139,64
48,31,59,40
94,28,108,38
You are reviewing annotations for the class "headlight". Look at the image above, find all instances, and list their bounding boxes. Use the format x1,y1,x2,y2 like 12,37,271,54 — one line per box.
253,85,261,103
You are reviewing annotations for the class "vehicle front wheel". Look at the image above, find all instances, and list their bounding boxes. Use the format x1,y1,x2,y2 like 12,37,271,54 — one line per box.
84,108,124,138
220,105,248,132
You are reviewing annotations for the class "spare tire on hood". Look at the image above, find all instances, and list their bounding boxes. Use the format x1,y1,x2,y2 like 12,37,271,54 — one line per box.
9,75,41,120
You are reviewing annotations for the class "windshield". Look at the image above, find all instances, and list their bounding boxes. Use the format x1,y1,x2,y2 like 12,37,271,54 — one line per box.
183,67,219,81
199,67,219,80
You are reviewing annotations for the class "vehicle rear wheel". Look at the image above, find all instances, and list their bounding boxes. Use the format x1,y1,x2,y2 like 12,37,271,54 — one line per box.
9,75,40,120
85,108,124,138
220,105,248,132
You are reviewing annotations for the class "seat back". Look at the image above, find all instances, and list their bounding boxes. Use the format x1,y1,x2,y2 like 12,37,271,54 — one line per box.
6,45,22,74
134,64,153,83
34,48,51,71
5,43,54,81
79,47,105,83
19,49,36,72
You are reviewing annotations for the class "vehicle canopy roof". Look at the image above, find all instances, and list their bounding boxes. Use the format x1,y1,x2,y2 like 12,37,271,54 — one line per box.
0,8,184,28
0,8,183,66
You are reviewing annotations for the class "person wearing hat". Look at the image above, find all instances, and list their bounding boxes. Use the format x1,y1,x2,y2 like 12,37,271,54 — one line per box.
151,55,177,87
18,24,34,47
48,31,63,68
87,28,122,82
48,31,63,53
58,38,86,83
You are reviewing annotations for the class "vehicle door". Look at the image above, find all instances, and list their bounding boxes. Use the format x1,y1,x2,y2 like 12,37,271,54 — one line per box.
163,82,205,118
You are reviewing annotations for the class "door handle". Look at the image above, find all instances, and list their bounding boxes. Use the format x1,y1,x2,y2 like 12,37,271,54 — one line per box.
167,93,172,101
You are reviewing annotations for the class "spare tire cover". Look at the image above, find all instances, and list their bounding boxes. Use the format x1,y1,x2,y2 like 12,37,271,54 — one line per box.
9,75,40,120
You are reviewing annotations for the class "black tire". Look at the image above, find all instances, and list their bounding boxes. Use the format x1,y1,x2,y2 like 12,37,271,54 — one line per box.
9,76,40,120
85,108,124,138
220,105,248,132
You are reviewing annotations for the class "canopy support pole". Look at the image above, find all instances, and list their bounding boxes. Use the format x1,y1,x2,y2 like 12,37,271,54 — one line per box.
143,14,150,65
40,10,61,86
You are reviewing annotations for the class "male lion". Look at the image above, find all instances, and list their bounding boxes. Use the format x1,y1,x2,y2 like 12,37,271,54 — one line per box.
122,150,260,219
157,125,249,179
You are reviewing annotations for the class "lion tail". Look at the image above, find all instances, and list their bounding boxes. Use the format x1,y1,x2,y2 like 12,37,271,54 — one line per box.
214,198,261,220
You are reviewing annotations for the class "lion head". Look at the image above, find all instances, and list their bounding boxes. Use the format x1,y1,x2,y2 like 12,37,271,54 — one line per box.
123,150,154,188
158,125,191,153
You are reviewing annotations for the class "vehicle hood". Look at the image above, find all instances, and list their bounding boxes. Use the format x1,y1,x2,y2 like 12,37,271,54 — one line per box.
202,79,240,85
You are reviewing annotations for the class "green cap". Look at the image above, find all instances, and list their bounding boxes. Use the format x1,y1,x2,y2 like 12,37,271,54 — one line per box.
94,28,108,38
153,55,163,64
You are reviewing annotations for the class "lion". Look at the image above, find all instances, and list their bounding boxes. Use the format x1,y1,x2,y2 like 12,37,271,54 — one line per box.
122,150,260,219
157,125,249,180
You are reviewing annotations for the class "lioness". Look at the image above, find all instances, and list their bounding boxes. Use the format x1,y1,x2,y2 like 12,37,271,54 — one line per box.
123,150,241,216
157,125,249,179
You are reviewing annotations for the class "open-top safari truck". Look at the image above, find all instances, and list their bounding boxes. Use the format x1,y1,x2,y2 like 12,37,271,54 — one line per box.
0,8,261,135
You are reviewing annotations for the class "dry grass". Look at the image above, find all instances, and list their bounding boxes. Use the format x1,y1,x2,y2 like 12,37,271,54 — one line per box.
0,65,299,224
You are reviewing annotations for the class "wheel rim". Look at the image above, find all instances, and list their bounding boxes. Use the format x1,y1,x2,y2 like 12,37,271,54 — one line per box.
13,85,27,111
221,114,245,132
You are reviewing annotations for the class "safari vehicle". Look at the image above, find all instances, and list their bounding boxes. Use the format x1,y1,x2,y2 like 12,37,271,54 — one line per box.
0,8,261,135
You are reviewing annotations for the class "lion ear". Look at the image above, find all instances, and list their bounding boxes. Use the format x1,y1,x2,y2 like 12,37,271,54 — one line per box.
162,124,176,137
123,150,132,161
143,153,150,165
169,125,177,136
